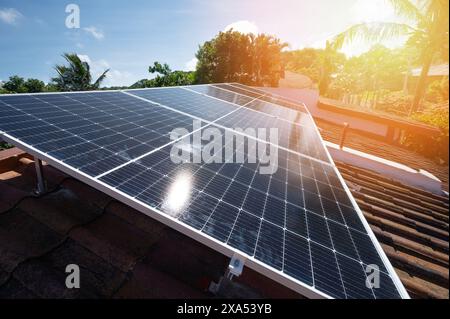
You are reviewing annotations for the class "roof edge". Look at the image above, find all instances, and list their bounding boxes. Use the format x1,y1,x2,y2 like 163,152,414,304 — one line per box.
325,141,444,196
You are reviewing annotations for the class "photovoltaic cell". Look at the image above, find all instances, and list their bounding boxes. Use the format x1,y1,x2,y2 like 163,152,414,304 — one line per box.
186,85,254,106
214,107,330,162
0,91,199,176
97,125,403,299
125,88,239,121
214,83,308,114
0,83,407,299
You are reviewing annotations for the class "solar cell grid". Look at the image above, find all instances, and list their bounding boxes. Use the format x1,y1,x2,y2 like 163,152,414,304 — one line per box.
0,92,208,176
126,87,240,121
0,83,408,299
214,108,329,162
215,83,309,114
97,125,401,299
186,85,254,106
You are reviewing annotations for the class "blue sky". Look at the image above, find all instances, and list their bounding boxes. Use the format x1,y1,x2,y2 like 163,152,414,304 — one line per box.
0,0,406,87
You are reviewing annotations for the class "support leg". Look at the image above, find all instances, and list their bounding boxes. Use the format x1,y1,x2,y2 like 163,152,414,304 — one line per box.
34,157,47,195
209,254,245,293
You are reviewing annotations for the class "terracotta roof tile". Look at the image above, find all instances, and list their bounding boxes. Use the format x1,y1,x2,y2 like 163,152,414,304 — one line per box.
113,259,208,299
105,201,167,237
317,119,449,191
0,277,37,299
0,149,447,299
68,210,162,272
17,189,104,235
13,238,125,298
0,207,64,273
336,161,449,299
143,230,228,291
0,182,29,213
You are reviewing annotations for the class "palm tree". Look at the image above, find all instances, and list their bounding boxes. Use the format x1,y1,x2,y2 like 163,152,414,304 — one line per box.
52,53,109,91
331,0,449,113
318,41,343,95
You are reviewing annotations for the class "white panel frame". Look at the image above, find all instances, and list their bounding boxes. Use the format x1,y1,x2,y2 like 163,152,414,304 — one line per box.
0,84,410,299
0,132,331,299
210,83,410,299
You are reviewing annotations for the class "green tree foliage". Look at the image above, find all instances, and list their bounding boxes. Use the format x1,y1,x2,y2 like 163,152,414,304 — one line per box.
331,0,449,113
283,46,346,94
51,53,109,91
131,62,195,88
0,141,13,151
149,62,172,76
3,75,26,93
195,30,287,86
149,62,195,87
129,79,149,89
409,105,449,163
2,75,45,93
327,45,413,99
425,77,449,103
23,78,46,93
318,42,346,95
283,48,321,79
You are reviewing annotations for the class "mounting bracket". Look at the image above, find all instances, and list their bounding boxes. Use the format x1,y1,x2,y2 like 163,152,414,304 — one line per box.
226,253,245,280
33,157,47,195
209,253,246,294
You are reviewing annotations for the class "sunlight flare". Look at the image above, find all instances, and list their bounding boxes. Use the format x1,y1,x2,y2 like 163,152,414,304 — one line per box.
162,172,193,217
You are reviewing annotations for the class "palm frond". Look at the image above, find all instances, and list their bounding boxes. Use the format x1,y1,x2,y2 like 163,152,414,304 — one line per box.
388,0,423,21
331,22,416,50
92,69,110,89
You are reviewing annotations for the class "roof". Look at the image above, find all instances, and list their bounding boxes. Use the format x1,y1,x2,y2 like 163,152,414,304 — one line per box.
315,118,449,192
0,149,298,299
278,71,314,89
257,86,448,191
336,161,449,299
317,98,441,135
411,64,449,77
259,86,442,136
0,148,448,299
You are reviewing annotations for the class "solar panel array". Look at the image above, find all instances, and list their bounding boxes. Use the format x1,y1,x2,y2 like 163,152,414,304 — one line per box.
0,83,408,299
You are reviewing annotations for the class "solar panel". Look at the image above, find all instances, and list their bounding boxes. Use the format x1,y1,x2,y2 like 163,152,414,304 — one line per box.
216,83,309,114
213,108,329,162
0,84,409,299
126,87,240,121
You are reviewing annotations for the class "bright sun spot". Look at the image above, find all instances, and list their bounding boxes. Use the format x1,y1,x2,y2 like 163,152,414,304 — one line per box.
351,0,395,24
163,172,192,217
341,0,407,56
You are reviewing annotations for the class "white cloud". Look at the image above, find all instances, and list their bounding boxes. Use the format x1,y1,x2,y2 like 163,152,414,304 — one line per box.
83,26,105,40
105,69,133,87
97,58,110,67
77,54,92,64
224,20,258,35
0,8,22,25
185,58,198,71
76,54,133,87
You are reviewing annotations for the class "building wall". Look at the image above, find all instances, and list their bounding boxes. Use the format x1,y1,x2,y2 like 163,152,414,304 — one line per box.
260,87,389,137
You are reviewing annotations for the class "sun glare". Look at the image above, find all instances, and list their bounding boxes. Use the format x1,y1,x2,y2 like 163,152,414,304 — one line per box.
351,0,395,24
341,0,407,56
162,172,193,217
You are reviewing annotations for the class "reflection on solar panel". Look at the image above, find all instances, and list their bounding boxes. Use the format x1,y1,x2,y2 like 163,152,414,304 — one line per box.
0,84,409,299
